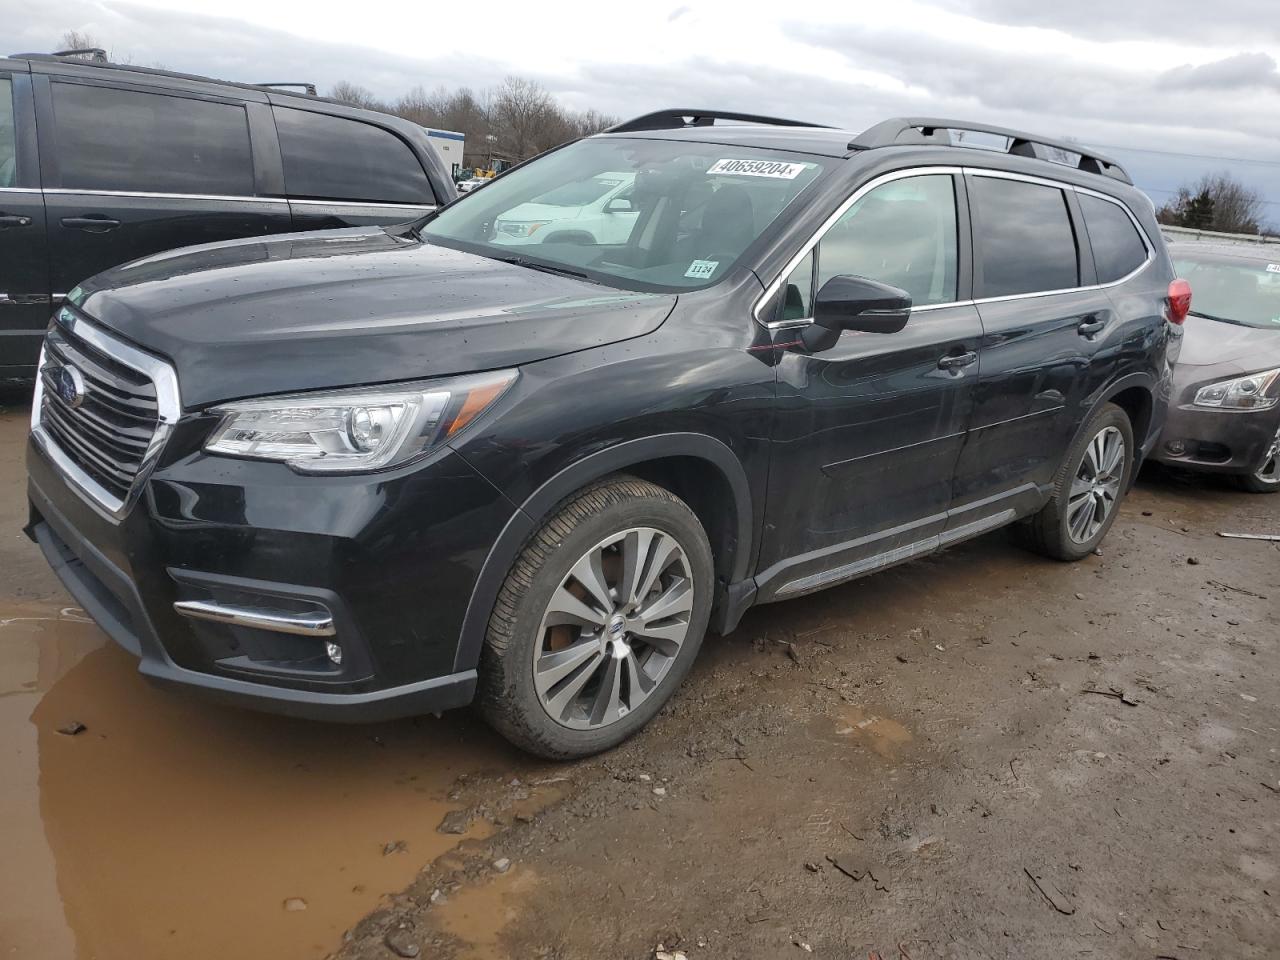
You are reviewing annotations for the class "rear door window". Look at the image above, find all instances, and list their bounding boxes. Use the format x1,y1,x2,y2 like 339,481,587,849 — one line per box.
971,176,1079,298
50,82,254,195
1080,194,1148,283
274,108,433,205
0,78,15,187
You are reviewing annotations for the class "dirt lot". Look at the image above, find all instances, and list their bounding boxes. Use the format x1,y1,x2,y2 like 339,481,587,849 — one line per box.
2,388,1277,960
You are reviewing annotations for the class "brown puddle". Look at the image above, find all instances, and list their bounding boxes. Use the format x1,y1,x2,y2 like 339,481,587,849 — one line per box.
434,867,538,960
830,706,913,759
0,598,540,960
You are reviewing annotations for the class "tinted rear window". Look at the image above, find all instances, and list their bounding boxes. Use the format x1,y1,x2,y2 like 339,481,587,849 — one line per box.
1080,194,1148,284
50,82,253,195
0,78,14,187
972,176,1079,298
274,108,433,205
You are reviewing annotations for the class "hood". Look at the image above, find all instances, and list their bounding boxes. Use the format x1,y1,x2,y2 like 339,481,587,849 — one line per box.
1178,314,1280,371
74,228,675,409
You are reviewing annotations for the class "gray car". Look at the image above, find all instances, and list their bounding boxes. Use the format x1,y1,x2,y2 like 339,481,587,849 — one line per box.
1154,241,1280,492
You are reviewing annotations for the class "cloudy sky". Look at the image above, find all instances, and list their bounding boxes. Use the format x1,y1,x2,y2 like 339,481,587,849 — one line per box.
6,0,1280,224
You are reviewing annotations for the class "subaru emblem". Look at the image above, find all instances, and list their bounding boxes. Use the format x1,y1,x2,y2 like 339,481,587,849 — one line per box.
55,365,87,410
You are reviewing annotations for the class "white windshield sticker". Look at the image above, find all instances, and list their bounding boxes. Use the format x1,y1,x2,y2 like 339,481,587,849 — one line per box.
1267,263,1280,274
685,259,719,280
707,158,807,180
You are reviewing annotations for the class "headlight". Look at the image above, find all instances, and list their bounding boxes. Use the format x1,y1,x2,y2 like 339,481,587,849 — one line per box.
1192,368,1280,411
496,221,546,238
204,370,516,473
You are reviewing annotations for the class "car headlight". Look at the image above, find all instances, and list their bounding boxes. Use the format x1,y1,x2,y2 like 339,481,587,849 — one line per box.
1192,368,1280,410
204,370,516,473
496,221,546,238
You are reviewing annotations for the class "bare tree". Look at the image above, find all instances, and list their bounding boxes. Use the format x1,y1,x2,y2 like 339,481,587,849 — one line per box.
57,29,120,61
1156,172,1266,235
329,75,616,169
328,81,384,111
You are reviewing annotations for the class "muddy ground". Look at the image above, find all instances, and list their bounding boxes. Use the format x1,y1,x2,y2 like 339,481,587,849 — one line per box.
2,388,1277,960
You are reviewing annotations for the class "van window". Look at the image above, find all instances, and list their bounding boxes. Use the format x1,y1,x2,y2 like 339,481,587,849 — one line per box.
0,78,15,187
1080,194,1148,284
816,174,958,306
50,82,253,195
972,176,1079,298
274,108,433,205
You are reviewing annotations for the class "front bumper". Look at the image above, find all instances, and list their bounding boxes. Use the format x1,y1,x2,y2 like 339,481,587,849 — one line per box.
26,427,516,722
1152,402,1280,475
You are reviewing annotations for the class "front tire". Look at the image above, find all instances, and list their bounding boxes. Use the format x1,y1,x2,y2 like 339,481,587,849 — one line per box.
478,476,713,759
1017,403,1135,561
1233,426,1280,494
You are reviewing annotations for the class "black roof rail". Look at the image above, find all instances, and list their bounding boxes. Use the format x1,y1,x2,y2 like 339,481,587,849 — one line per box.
849,117,1132,185
607,109,831,134
11,47,110,63
256,82,318,96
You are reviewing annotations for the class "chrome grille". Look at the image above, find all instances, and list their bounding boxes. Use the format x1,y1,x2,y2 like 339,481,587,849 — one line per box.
32,308,180,519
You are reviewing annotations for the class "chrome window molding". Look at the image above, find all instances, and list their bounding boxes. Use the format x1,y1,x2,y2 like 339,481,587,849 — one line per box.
40,187,435,211
42,187,285,204
289,198,436,211
30,310,182,522
0,186,41,195
754,165,1156,331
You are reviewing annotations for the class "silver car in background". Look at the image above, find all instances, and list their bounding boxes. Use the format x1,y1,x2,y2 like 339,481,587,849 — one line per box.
1154,241,1280,492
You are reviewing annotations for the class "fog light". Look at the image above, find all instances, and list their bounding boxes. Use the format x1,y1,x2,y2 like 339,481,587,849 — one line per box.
325,642,343,665
1165,439,1186,456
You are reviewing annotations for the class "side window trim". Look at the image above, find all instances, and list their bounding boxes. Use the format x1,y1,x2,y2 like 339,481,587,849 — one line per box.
755,164,966,329
756,165,1156,330
965,169,1155,303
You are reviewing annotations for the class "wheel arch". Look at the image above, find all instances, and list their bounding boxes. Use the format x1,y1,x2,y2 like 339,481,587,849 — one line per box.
453,433,754,672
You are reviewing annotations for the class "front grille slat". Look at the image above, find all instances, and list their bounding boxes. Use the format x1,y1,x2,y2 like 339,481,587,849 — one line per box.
47,336,156,402
37,315,165,508
43,387,150,460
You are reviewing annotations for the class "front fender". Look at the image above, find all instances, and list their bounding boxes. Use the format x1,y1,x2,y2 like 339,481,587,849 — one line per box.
451,432,754,672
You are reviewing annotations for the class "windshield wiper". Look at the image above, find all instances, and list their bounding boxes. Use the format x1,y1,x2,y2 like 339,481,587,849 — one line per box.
1188,309,1248,327
494,255,599,284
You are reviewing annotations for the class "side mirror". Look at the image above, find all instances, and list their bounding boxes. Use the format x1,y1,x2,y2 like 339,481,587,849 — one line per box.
813,275,912,334
604,197,635,214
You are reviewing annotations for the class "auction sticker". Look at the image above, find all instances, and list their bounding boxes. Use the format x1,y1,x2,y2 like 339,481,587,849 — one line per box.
708,158,807,179
685,259,719,279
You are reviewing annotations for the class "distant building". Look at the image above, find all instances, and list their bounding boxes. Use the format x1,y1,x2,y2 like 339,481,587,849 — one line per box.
426,128,465,180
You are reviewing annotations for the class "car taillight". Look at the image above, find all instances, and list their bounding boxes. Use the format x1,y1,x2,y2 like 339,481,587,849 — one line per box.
1167,278,1192,325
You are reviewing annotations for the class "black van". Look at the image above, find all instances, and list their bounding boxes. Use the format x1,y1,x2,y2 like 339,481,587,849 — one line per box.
0,50,455,380
26,111,1184,758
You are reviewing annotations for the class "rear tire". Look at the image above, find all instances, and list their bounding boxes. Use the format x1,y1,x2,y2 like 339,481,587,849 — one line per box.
478,476,713,759
1233,426,1280,493
1016,403,1135,561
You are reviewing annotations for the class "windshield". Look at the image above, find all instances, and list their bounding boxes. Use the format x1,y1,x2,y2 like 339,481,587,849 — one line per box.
422,137,828,292
1173,253,1280,330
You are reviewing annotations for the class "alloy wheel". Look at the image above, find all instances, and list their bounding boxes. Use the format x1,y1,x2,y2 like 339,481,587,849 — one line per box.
532,527,694,730
1255,428,1280,485
1067,425,1126,544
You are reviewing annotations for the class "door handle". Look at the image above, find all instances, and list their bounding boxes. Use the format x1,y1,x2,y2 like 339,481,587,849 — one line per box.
1078,316,1107,338
938,351,978,372
61,216,122,233
0,214,32,228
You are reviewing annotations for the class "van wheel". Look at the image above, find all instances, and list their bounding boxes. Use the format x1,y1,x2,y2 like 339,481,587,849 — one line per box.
1017,403,1135,561
478,477,713,759
1233,427,1280,493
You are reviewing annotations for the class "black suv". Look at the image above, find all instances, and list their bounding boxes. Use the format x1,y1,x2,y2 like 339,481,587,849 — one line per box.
25,111,1183,758
0,49,454,380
